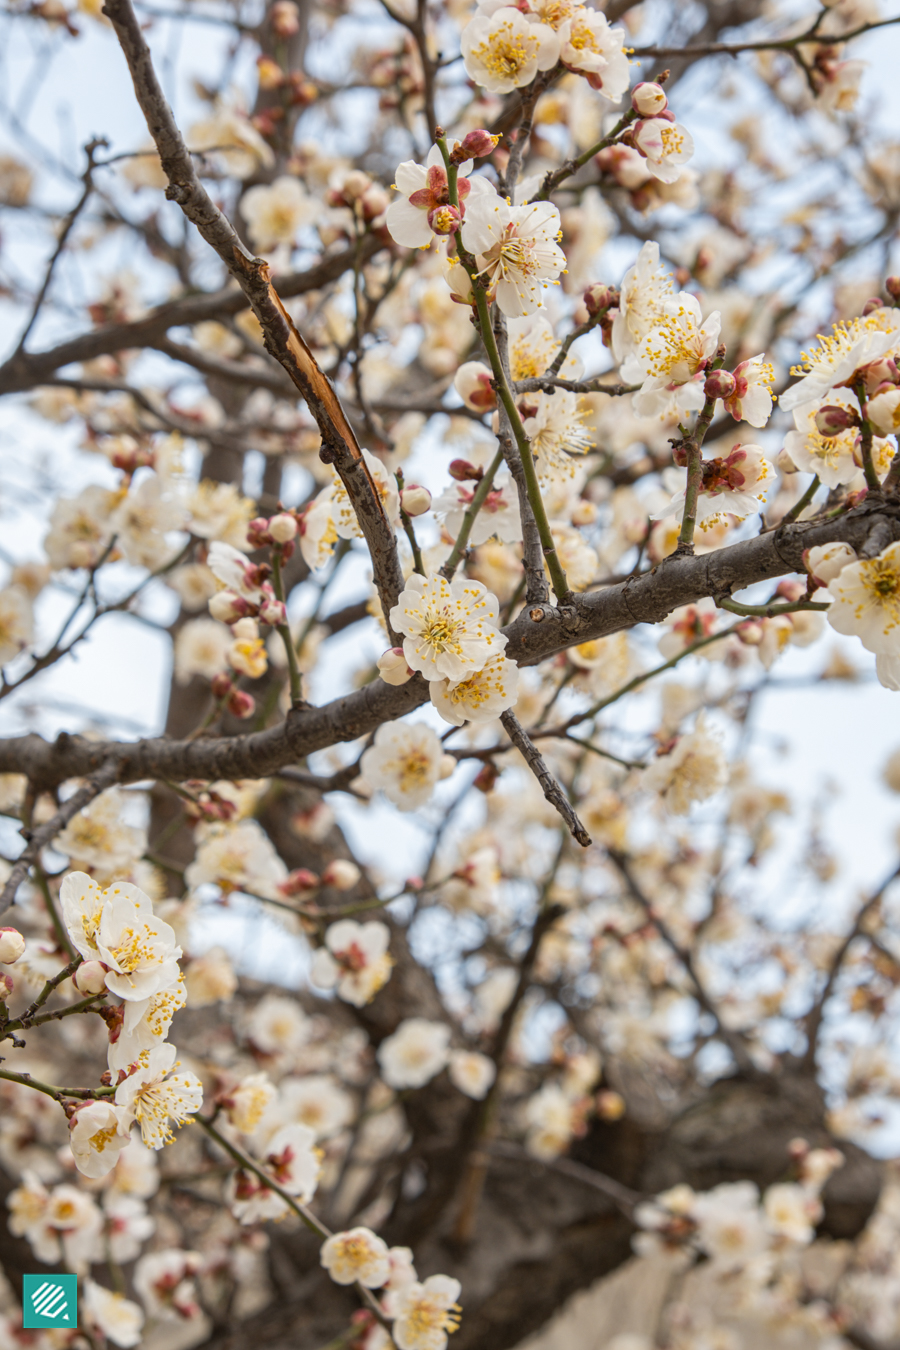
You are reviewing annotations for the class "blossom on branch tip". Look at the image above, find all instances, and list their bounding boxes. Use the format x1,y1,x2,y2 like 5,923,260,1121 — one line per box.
361,721,447,811
69,1100,133,1179
321,1227,391,1287
779,315,900,412
115,1043,204,1150
378,1017,451,1089
633,294,721,418
448,1049,497,1099
721,354,775,427
263,1123,321,1200
386,146,483,249
429,653,520,726
825,540,900,657
633,117,695,183
557,9,629,100
653,444,773,530
391,1275,462,1350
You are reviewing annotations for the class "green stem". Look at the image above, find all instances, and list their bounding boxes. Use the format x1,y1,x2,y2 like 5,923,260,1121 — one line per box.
853,380,881,493
718,597,831,618
473,287,570,601
400,509,425,575
271,550,303,707
780,474,820,524
677,386,719,551
532,109,637,201
0,1066,115,1101
440,446,505,579
33,864,76,960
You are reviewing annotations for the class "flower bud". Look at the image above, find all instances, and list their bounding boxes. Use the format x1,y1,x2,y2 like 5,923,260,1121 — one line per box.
231,616,259,641
863,297,884,315
814,404,859,437
269,512,298,543
321,859,361,891
400,485,432,516
704,369,737,400
583,282,618,316
448,458,483,481
776,579,805,602
804,542,857,587
473,762,499,793
74,960,108,995
209,590,253,623
0,927,26,964
0,973,12,999
866,387,900,436
886,276,900,302
211,673,234,699
247,517,274,548
256,56,284,91
631,81,668,116
459,128,501,159
595,1089,626,1121
377,647,414,686
227,690,256,719
428,203,462,236
445,261,476,306
270,0,300,35
570,499,597,526
258,597,288,626
439,754,457,780
454,362,496,412
736,620,764,646
278,868,320,897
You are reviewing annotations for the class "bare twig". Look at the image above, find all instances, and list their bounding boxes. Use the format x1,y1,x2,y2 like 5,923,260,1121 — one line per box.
501,710,591,847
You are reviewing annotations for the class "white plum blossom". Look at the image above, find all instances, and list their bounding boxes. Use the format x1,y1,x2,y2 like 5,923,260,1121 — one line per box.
612,241,676,375
56,793,147,876
93,886,182,1002
331,449,401,540
521,388,594,480
310,920,394,1006
69,1101,134,1179
389,572,506,682
242,175,317,251
524,1083,580,1159
104,1194,156,1264
782,392,886,488
223,1072,277,1135
8,1177,105,1272
391,1275,462,1350
806,541,858,587
722,354,775,427
633,117,695,183
558,9,629,99
825,541,900,656
780,315,900,411
692,1181,769,1269
460,195,567,318
0,586,33,665
764,1181,821,1244
83,1280,145,1349
386,146,493,249
115,1043,204,1149
185,818,288,899
320,1227,391,1287
642,717,729,813
247,992,312,1055
134,1248,203,1319
262,1123,321,1200
112,475,184,570
107,978,188,1073
448,1050,497,1099
429,653,520,726
278,1074,355,1140
654,444,773,531
44,484,117,570
634,294,721,417
432,477,523,546
461,6,560,94
361,721,449,812
378,1017,452,1089
174,617,232,683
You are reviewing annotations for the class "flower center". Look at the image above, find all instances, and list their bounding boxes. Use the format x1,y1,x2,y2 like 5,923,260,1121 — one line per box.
472,25,537,80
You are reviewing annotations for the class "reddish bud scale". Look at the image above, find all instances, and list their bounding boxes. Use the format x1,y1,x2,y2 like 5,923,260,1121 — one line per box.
449,459,483,481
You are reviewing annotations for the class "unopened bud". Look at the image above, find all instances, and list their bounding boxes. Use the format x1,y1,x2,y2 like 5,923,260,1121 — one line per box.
736,620,764,646
886,276,900,302
279,868,320,897
776,579,805,602
631,81,667,116
863,297,884,315
583,282,617,316
269,512,298,543
595,1089,626,1121
448,458,483,481
815,405,859,436
0,927,26,964
256,55,284,91
322,859,361,891
570,499,597,526
0,973,12,999
473,762,499,793
211,673,234,699
377,648,413,686
270,0,300,35
804,541,857,587
227,690,256,719
458,128,500,159
247,517,274,548
704,369,737,400
454,362,496,412
209,590,253,623
258,597,287,626
74,960,108,995
401,485,432,516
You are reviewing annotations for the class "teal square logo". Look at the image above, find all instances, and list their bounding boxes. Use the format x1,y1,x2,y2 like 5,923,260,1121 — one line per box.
23,1274,77,1328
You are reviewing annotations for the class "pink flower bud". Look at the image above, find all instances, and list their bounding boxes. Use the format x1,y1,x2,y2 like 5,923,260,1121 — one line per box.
704,369,737,400
278,868,320,897
270,0,300,35
400,485,432,516
631,81,668,116
0,973,12,999
269,512,298,543
74,960,108,995
459,128,500,158
227,690,256,719
258,597,287,626
449,458,483,481
583,282,618,316
814,405,859,436
321,859,361,891
0,927,25,964
428,204,462,236
863,297,884,315
736,620,764,646
247,517,274,548
211,673,235,699
209,590,253,623
454,362,496,412
439,754,457,780
377,647,414,686
776,579,805,602
886,276,900,302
